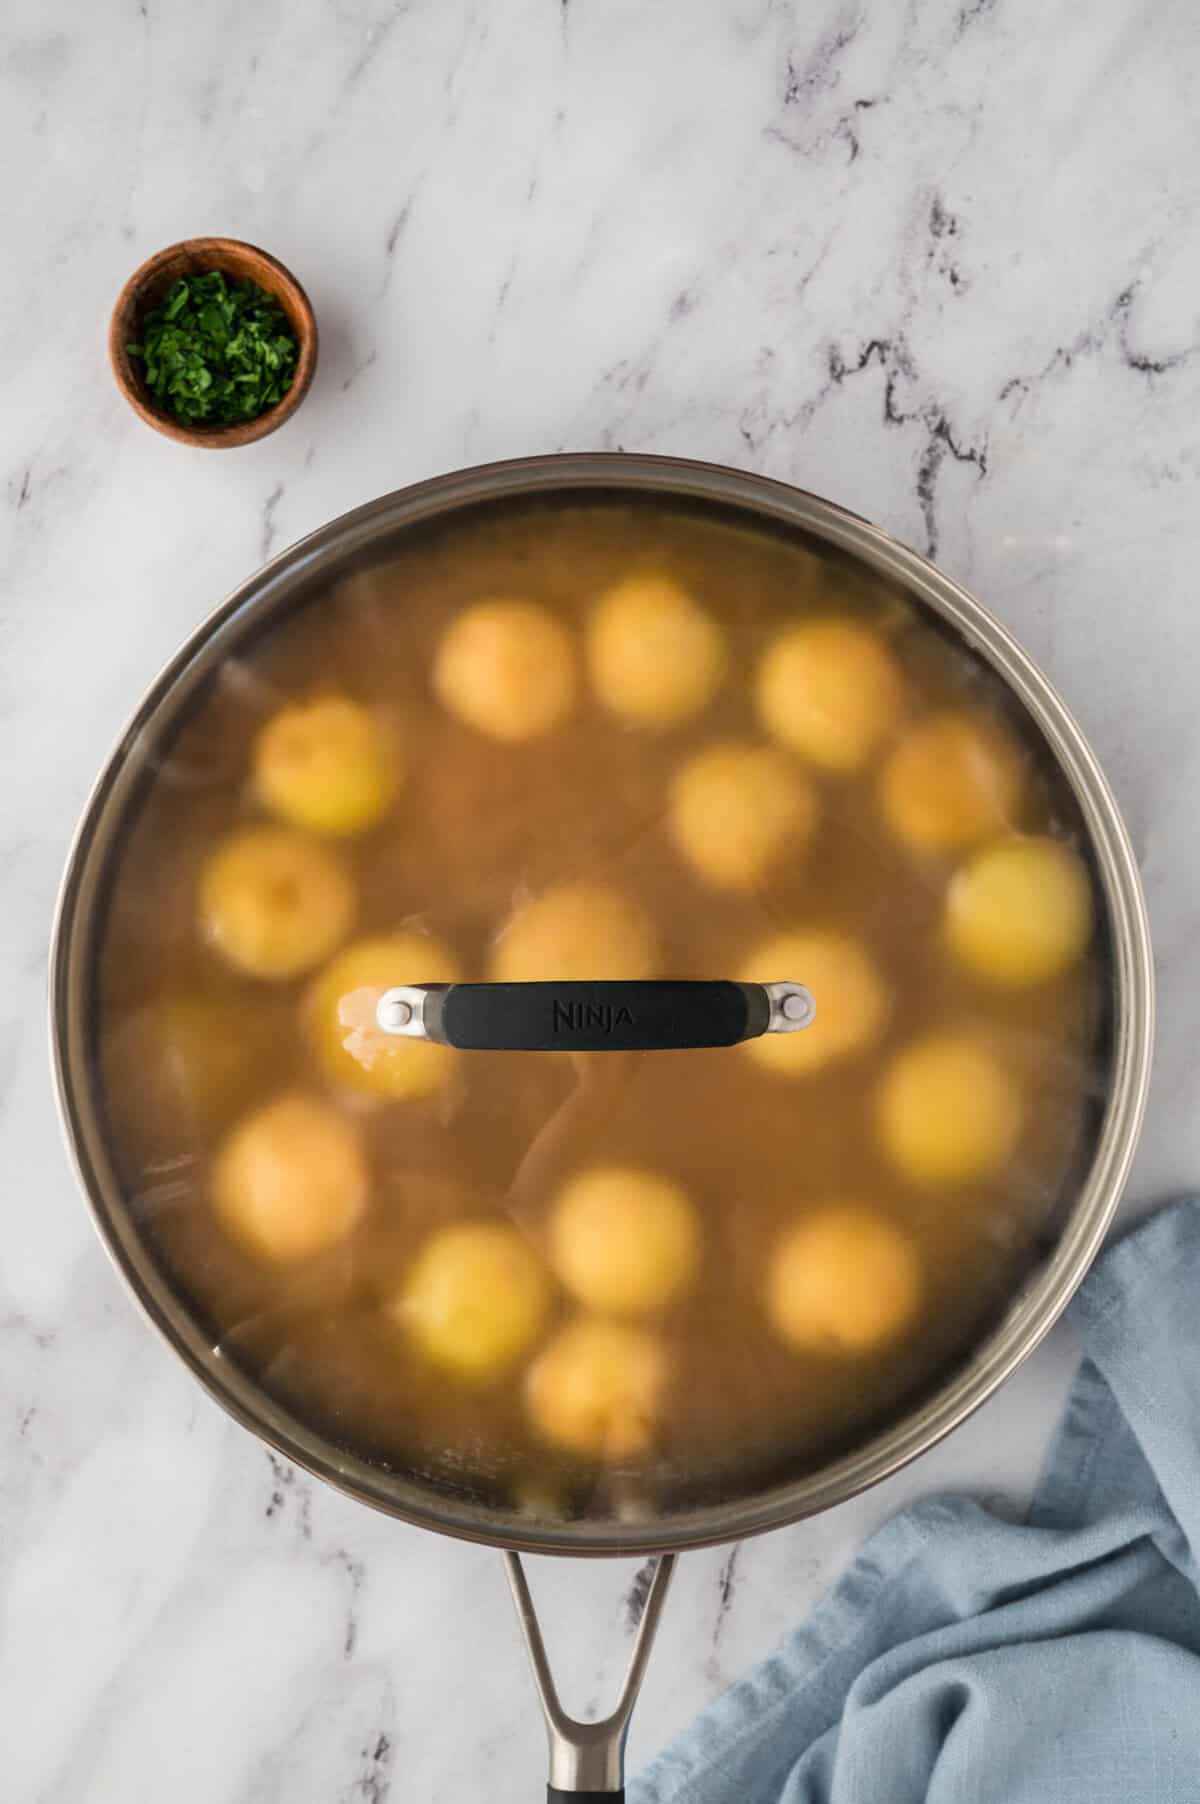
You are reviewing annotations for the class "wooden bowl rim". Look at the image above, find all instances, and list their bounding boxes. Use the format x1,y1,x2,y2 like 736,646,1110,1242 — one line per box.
109,236,318,449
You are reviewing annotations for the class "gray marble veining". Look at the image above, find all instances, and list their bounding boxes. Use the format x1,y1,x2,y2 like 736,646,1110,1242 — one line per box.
2,1,1198,1797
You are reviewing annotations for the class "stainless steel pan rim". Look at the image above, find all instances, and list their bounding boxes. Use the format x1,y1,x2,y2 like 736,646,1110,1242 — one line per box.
49,452,1155,1560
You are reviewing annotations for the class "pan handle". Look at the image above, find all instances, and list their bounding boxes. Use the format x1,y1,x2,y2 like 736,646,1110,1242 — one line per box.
504,1550,675,1798
376,979,815,1053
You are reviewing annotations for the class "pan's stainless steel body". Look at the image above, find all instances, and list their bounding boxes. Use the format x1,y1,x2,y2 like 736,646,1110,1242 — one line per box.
50,454,1153,1566
51,454,1154,1794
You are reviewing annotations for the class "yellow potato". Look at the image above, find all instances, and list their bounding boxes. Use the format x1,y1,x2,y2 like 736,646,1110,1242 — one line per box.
255,696,400,836
307,930,460,1100
880,709,1024,854
492,881,658,983
668,741,818,893
878,1032,1022,1185
549,1165,700,1315
756,618,906,771
766,1205,921,1356
201,826,354,980
394,1221,552,1382
434,598,577,741
738,929,889,1077
212,1092,367,1262
587,574,725,728
525,1318,668,1461
947,836,1093,986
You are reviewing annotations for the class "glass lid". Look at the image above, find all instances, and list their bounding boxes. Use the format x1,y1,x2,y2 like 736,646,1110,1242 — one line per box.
57,469,1120,1549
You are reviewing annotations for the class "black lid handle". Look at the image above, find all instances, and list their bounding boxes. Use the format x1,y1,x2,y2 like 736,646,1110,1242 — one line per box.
374,978,815,1053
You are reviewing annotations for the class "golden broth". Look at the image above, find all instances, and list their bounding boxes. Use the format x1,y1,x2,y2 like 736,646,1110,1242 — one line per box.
94,498,1105,1519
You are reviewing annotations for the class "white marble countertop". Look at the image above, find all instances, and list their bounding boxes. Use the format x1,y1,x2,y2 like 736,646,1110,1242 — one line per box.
2,2,1198,1797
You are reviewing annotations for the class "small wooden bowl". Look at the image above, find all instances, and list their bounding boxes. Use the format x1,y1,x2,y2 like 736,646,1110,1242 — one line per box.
110,237,318,448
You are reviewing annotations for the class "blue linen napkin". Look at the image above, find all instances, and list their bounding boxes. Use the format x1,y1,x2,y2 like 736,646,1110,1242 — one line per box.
633,1198,1200,1804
